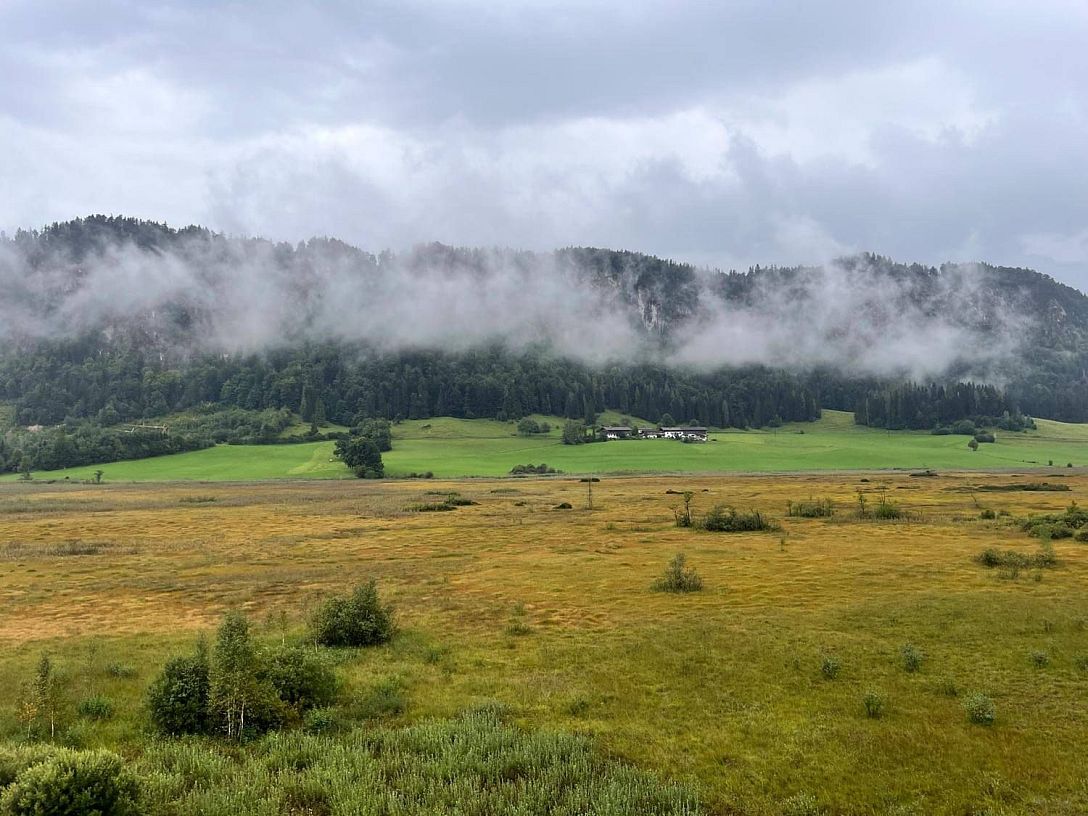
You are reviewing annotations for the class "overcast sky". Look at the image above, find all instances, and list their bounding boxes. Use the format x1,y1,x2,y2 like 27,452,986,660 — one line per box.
2,1,1087,288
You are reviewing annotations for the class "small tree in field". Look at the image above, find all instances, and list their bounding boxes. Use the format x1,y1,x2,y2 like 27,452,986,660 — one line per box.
335,434,384,478
19,653,62,740
674,491,695,527
209,612,281,739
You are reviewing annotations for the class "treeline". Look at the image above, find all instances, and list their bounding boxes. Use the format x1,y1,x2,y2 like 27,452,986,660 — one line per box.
0,408,311,474
0,340,821,431
854,382,1034,431
0,425,210,474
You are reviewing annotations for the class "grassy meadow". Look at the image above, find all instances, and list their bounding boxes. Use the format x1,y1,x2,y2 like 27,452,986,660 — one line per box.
6,410,1088,482
1,472,1087,813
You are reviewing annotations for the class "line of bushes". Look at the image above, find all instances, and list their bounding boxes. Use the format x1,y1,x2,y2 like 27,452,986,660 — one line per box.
1019,502,1088,541
147,581,394,740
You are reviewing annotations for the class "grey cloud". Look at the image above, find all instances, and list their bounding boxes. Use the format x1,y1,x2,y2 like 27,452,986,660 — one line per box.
0,0,1086,290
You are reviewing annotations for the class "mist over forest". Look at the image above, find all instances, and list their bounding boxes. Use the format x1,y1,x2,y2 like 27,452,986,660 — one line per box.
2,216,1080,377
1,215,1086,469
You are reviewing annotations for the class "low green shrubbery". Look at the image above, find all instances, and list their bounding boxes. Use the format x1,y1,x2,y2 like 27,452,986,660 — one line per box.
1020,502,1088,540
975,543,1056,570
901,643,924,673
0,748,140,816
964,692,996,725
651,554,703,593
820,656,841,680
1,709,704,815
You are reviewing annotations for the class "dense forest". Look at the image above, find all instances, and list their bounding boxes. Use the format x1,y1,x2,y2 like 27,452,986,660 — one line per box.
2,215,1087,471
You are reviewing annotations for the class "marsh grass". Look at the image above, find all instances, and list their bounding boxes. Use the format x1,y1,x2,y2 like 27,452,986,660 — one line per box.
1,473,1087,813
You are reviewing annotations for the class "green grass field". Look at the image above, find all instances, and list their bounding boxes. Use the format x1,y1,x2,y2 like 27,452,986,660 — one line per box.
6,410,1088,482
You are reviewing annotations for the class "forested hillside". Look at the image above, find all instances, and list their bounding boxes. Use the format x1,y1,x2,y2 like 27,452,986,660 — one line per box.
1,215,1086,472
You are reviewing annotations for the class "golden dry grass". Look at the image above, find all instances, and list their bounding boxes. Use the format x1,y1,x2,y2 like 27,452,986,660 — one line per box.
1,472,1087,814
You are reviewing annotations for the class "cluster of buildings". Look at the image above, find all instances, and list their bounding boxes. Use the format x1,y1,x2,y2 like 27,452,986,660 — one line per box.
599,425,708,442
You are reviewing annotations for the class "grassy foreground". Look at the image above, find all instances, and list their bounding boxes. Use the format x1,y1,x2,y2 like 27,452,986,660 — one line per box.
1,473,1086,813
6,411,1088,482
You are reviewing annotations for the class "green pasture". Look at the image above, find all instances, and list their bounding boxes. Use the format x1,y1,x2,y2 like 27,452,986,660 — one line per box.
6,410,1088,482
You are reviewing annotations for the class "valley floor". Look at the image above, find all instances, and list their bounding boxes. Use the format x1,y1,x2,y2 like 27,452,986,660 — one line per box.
1,471,1086,814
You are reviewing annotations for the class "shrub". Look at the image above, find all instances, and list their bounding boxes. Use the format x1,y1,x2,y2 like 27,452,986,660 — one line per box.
964,692,995,725
1021,502,1088,539
872,496,904,520
951,419,977,435
786,498,834,518
554,502,573,510
0,749,140,816
979,509,996,520
820,656,841,680
77,695,114,721
264,647,339,713
701,505,775,532
863,690,886,719
516,417,541,436
1075,655,1088,672
510,463,558,475
975,546,1054,570
1076,530,1088,543
310,580,395,648
974,432,996,443
901,643,924,673
147,649,210,736
407,501,457,512
1029,650,1050,668
651,553,703,593
856,490,903,520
